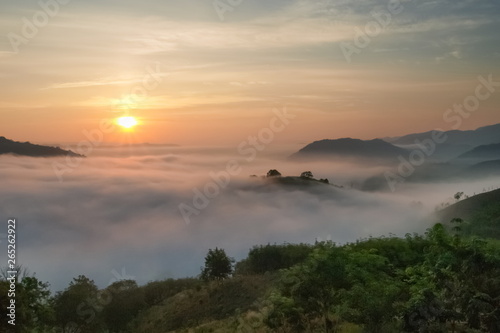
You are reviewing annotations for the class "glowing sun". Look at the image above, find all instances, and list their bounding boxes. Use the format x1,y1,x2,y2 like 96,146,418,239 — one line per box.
116,116,138,129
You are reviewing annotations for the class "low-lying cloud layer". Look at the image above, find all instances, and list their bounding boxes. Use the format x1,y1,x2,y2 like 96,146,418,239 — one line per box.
1,145,499,291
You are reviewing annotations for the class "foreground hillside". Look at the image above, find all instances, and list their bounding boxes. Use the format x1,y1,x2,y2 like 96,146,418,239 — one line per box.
437,188,500,239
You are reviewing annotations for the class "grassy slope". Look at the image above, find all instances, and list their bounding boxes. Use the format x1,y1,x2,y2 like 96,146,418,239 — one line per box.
134,275,276,333
437,188,500,238
437,188,500,221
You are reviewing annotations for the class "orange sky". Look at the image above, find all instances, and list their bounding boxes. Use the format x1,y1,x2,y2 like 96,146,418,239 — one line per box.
1,1,499,146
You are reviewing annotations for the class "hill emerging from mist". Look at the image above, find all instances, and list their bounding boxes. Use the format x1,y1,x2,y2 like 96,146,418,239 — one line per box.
382,123,500,161
0,136,83,157
464,159,500,178
453,143,500,163
437,188,500,239
290,138,407,162
437,188,500,222
385,123,500,147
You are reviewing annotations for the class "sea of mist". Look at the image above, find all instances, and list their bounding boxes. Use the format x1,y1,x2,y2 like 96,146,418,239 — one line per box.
1,144,499,291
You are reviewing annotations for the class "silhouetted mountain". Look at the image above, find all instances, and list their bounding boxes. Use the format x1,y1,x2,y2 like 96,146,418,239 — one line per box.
383,123,500,161
386,123,500,146
99,142,180,148
464,159,500,178
453,143,500,163
0,137,84,157
290,138,407,161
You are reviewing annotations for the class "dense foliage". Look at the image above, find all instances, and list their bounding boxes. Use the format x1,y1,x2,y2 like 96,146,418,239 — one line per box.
235,243,313,275
2,217,500,332
267,224,500,332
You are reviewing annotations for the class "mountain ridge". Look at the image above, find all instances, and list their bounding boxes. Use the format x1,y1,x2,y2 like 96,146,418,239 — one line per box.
384,123,500,147
0,136,84,157
453,143,500,162
290,138,408,161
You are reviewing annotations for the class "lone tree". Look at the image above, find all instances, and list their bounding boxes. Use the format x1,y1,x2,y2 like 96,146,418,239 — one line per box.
300,171,314,179
53,275,102,332
200,247,234,282
267,169,282,177
454,192,464,201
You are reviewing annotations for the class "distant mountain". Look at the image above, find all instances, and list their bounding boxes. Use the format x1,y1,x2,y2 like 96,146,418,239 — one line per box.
464,159,500,178
453,143,500,163
290,138,407,161
383,123,500,161
99,142,180,148
385,123,500,146
0,136,83,157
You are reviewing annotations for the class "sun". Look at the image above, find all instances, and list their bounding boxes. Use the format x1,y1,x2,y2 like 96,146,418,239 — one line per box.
116,116,138,129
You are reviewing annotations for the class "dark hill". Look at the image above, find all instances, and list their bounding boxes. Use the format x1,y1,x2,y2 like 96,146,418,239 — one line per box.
383,124,500,161
0,136,84,157
436,188,500,239
386,123,500,147
464,159,500,178
453,143,500,163
290,138,407,161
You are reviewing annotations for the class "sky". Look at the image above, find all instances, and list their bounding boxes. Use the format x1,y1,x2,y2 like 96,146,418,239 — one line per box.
1,0,500,146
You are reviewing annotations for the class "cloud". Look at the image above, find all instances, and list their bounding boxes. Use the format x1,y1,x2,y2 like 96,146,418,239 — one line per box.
44,77,141,89
2,145,498,292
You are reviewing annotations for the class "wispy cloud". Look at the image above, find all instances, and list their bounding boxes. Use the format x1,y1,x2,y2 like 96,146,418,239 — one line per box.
44,76,142,89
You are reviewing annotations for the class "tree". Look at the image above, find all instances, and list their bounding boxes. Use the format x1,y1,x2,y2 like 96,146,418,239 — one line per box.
341,250,403,333
267,245,351,332
17,276,54,332
403,224,500,332
454,191,464,201
300,171,314,179
0,267,53,333
235,243,313,275
102,280,145,332
53,275,103,333
266,169,282,177
200,248,234,282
